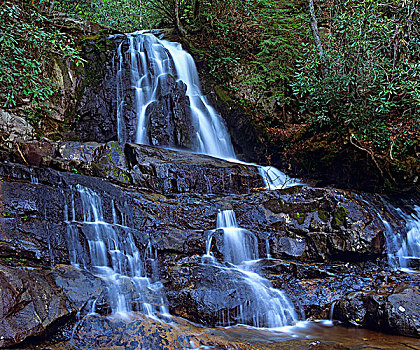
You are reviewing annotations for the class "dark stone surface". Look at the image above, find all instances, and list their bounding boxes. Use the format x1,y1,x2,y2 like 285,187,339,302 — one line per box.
0,159,400,265
334,284,420,337
148,76,197,149
0,263,75,348
52,265,107,314
0,145,418,345
73,38,118,143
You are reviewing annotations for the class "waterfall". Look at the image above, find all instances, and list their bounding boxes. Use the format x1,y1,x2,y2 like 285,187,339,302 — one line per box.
160,40,236,159
64,185,167,317
114,32,235,159
207,210,298,328
397,205,420,271
258,166,301,189
113,32,298,189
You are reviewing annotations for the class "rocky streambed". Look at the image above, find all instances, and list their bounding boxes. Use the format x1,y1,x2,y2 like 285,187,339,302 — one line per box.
0,140,419,349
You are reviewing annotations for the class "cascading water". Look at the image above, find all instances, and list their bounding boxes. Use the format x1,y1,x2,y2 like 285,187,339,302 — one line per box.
204,210,298,328
258,166,301,189
114,31,298,189
369,196,420,272
396,205,420,271
160,40,236,159
115,32,235,159
64,185,167,317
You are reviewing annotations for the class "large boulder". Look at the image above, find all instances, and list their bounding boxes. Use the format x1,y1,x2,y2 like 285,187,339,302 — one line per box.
0,264,74,348
334,284,420,337
0,263,106,348
164,258,298,327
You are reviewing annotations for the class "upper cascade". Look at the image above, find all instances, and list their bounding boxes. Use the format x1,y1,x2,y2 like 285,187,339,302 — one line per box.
113,31,300,189
114,32,235,160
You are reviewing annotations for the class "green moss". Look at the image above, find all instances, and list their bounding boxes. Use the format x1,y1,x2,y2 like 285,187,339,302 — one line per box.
318,210,329,222
294,212,306,225
334,206,349,227
214,85,233,104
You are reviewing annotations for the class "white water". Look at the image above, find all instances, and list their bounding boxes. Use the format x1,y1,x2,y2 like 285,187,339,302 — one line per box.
397,205,420,271
65,185,167,317
205,210,298,328
115,32,299,189
160,40,236,159
258,166,301,190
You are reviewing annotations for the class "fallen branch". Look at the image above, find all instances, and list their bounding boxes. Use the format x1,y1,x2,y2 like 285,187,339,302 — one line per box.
349,133,396,183
349,133,384,177
14,142,28,165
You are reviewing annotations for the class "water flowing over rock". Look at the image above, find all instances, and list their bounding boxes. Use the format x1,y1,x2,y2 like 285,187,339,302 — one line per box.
65,184,167,317
111,32,235,159
396,206,420,270
166,210,298,328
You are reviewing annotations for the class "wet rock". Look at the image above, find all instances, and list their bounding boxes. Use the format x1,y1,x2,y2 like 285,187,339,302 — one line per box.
253,186,387,261
385,284,420,337
40,313,420,350
0,264,75,348
164,259,297,327
70,314,202,350
52,265,107,314
148,75,196,149
51,141,265,195
334,284,420,337
0,181,70,265
0,160,395,264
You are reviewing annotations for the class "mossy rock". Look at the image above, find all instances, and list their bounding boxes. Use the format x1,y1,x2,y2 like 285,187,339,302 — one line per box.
294,212,306,225
318,209,329,223
214,85,233,104
333,206,349,227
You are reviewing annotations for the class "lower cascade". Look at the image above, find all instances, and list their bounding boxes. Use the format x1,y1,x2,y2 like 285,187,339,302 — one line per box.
65,184,167,317
204,210,298,328
396,205,420,271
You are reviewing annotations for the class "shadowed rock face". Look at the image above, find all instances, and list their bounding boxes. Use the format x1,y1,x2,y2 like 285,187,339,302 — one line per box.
0,264,106,348
334,284,420,337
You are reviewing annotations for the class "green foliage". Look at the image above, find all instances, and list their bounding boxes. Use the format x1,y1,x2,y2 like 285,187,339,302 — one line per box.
293,0,419,152
0,2,82,121
51,0,148,32
183,0,307,115
244,0,307,105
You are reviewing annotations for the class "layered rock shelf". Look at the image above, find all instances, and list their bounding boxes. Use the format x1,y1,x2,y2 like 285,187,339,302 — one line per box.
0,142,419,348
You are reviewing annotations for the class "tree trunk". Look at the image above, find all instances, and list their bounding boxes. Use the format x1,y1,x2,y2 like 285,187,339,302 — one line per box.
308,0,323,55
174,0,186,36
193,0,200,19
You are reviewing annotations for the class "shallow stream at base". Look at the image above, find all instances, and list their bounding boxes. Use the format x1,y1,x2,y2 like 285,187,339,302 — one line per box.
37,313,420,350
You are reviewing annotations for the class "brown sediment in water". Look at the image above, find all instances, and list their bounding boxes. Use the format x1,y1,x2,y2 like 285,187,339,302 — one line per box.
35,314,419,350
